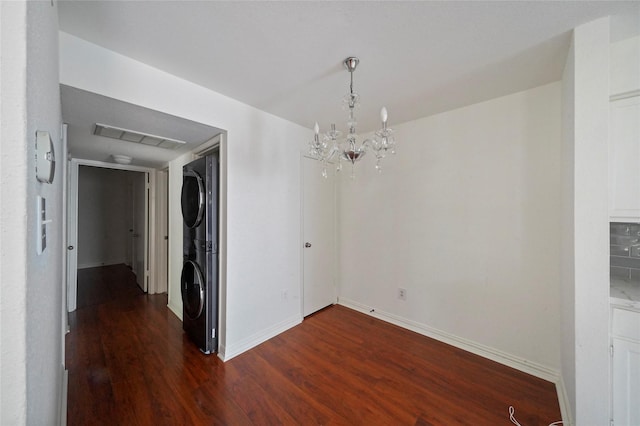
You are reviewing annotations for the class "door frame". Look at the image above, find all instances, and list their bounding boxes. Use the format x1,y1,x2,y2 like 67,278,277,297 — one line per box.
193,133,227,356
66,158,157,311
130,171,148,291
155,168,169,294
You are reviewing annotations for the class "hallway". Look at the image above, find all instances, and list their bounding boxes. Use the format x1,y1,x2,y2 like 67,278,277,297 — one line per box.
66,264,205,424
75,264,144,309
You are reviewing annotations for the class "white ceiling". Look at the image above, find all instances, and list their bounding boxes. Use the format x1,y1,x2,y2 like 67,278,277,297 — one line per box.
60,85,222,168
58,1,640,166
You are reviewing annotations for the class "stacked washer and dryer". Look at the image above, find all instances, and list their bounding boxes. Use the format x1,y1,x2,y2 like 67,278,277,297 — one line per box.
180,154,218,354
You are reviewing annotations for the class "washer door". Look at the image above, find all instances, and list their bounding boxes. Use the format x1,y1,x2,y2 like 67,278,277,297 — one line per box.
181,169,205,229
181,260,205,320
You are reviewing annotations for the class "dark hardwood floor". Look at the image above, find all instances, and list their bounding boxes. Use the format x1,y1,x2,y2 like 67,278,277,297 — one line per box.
67,265,561,425
76,264,144,309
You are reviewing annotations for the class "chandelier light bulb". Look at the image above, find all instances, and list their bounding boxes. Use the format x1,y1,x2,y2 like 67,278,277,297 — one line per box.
314,122,319,135
381,107,388,124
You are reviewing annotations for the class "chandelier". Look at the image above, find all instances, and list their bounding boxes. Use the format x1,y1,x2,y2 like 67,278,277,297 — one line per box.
308,57,396,178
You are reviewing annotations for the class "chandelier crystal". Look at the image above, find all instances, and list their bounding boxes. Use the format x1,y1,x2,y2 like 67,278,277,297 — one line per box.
308,57,396,178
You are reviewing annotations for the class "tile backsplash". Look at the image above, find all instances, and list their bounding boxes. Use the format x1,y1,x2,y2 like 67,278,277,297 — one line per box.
610,223,640,281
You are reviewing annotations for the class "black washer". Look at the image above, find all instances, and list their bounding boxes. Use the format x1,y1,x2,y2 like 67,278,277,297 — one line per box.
181,170,205,229
181,260,205,320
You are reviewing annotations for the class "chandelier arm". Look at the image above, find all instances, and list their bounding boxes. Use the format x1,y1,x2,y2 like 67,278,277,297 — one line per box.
327,147,338,161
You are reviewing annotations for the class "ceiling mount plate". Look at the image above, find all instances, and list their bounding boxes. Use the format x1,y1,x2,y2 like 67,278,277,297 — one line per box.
344,57,359,73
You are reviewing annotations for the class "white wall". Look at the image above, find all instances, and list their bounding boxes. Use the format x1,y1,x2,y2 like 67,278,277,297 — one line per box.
560,18,610,425
560,33,577,425
0,3,29,422
77,166,133,269
338,82,562,375
0,2,64,424
167,151,193,319
610,35,640,95
59,32,311,360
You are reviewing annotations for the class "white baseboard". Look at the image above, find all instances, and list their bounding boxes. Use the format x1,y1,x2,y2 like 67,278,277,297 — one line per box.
338,297,561,383
555,375,573,426
77,259,128,269
219,314,302,362
166,303,301,363
167,301,182,321
217,343,227,362
60,367,68,426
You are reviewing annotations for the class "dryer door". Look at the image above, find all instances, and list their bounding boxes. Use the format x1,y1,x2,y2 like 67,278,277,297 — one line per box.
181,169,205,229
181,260,205,320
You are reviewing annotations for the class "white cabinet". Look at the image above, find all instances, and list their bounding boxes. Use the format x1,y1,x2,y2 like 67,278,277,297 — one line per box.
609,96,640,222
611,306,640,426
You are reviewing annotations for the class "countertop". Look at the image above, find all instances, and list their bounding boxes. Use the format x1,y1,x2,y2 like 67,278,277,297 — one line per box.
611,277,640,309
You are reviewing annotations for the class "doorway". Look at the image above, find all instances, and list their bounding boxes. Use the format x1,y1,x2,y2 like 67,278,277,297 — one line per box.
76,166,146,290
67,159,157,312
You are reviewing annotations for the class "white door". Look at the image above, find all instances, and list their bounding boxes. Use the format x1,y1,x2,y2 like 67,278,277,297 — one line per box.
612,337,640,425
302,156,336,317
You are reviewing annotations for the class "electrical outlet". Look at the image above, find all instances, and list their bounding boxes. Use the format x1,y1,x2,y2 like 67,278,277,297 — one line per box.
398,288,407,301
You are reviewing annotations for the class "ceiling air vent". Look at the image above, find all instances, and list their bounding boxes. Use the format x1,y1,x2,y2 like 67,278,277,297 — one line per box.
93,123,187,150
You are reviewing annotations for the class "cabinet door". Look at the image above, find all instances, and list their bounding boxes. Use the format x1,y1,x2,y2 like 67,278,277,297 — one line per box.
612,337,640,426
609,96,640,222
